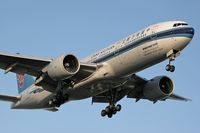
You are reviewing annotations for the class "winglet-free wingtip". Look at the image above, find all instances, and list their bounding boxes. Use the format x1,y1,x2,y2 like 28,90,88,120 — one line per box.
169,94,192,102
184,98,192,102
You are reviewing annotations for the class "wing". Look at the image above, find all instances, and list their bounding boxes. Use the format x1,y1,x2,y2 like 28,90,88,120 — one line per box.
92,89,128,104
92,74,191,103
0,52,51,77
0,52,98,86
126,76,191,102
92,75,147,103
0,94,20,102
169,94,191,102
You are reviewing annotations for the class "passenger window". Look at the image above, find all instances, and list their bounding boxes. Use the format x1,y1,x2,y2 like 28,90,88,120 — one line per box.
146,28,150,32
141,30,145,34
173,24,177,27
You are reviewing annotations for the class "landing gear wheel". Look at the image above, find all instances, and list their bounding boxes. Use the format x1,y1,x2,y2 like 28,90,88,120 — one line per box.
112,110,117,115
109,104,115,110
48,98,60,107
49,100,54,107
170,65,175,72
49,93,68,108
107,113,113,118
101,110,107,117
165,64,171,71
53,99,61,107
166,64,175,72
116,104,122,112
105,106,111,114
101,104,122,118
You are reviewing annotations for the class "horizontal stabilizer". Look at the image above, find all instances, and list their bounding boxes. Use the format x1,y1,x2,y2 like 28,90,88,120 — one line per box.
0,94,20,102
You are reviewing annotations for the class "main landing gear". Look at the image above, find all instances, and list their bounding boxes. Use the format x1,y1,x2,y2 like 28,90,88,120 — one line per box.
101,104,122,118
100,89,122,118
165,49,180,73
49,81,73,108
165,61,175,72
49,92,68,108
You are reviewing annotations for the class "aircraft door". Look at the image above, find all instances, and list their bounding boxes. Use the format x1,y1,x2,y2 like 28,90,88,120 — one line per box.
150,27,157,42
149,26,161,57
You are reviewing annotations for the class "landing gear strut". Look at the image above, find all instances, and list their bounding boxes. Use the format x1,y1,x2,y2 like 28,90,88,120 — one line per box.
49,92,68,108
101,89,122,118
49,81,70,108
165,49,180,72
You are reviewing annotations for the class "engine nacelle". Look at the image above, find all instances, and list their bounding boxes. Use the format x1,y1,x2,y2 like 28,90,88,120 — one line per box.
143,76,174,101
47,54,80,81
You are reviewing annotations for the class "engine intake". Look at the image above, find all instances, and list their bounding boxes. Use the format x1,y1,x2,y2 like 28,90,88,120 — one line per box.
47,54,80,81
143,76,174,101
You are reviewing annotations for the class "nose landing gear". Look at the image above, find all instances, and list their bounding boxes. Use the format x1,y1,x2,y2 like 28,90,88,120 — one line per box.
165,49,180,72
165,62,175,72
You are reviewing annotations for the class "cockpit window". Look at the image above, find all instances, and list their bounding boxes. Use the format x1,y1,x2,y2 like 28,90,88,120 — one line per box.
173,23,188,27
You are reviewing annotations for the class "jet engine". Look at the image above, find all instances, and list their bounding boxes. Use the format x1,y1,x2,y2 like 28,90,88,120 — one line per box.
143,76,174,101
47,54,80,81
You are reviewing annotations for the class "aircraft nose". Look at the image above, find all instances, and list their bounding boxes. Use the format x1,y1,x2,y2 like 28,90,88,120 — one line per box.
189,27,195,38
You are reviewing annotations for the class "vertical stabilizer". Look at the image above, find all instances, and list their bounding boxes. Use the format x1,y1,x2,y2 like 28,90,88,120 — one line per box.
16,74,35,94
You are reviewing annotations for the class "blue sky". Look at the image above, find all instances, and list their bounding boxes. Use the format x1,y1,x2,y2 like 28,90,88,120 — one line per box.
0,0,199,133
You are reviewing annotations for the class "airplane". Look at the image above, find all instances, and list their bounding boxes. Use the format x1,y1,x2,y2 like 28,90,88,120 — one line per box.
0,21,194,118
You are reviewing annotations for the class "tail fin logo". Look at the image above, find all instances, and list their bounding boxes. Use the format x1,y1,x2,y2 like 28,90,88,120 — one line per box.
17,74,25,89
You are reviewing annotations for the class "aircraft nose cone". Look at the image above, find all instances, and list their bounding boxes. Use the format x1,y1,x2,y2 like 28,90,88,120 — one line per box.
189,27,195,38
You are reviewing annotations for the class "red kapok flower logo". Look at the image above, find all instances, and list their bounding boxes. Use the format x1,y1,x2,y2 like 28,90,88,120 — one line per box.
17,74,25,89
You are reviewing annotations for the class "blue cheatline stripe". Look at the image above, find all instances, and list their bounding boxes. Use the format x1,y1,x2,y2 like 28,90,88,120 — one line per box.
92,27,194,63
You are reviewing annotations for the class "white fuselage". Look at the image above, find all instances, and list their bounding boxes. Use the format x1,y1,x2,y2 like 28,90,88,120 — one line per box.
12,21,194,109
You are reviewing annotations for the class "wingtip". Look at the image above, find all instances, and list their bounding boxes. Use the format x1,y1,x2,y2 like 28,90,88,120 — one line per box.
185,99,192,102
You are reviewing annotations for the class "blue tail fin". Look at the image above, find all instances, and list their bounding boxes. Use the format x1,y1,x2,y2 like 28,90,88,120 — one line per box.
16,74,35,94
